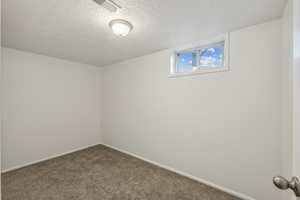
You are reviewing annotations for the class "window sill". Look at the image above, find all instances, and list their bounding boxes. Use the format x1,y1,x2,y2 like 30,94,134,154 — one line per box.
168,67,229,78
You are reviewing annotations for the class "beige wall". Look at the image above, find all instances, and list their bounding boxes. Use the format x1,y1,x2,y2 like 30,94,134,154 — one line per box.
1,48,103,171
281,0,294,199
292,0,300,179
102,20,283,200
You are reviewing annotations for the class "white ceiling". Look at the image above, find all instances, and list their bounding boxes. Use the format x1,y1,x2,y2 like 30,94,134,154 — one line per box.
2,0,287,67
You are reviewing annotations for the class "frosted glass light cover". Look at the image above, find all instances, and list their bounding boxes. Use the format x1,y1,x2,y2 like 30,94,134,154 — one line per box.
109,19,133,36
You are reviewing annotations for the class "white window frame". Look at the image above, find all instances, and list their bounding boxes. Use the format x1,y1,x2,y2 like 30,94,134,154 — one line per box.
169,33,230,77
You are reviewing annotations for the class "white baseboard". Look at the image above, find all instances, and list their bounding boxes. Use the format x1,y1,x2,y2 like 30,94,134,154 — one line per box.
1,143,101,173
102,143,256,200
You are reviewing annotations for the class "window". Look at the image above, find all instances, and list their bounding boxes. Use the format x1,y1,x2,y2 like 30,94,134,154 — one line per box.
169,35,229,77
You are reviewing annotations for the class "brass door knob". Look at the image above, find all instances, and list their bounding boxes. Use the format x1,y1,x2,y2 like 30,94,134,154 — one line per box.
273,176,300,197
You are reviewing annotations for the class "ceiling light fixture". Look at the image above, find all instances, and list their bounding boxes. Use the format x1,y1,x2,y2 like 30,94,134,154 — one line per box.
109,19,133,37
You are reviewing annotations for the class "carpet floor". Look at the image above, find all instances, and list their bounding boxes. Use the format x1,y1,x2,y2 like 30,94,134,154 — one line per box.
2,145,241,200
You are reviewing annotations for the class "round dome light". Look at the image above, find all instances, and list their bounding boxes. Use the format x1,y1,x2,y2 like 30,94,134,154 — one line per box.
109,19,133,37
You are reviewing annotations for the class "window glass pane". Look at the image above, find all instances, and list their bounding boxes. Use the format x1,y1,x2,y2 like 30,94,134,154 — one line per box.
177,52,197,73
199,44,224,69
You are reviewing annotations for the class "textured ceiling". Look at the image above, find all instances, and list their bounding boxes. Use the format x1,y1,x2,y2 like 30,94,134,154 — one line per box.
1,0,287,67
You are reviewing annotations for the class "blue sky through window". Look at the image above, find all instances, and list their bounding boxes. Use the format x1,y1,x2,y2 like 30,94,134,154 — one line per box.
199,45,224,69
177,53,196,72
177,43,224,73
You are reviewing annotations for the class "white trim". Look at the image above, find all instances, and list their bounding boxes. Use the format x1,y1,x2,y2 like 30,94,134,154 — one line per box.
1,143,101,173
168,67,229,78
169,33,230,77
102,143,256,200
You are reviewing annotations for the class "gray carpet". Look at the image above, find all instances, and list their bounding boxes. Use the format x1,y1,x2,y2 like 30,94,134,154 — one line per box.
2,145,240,200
